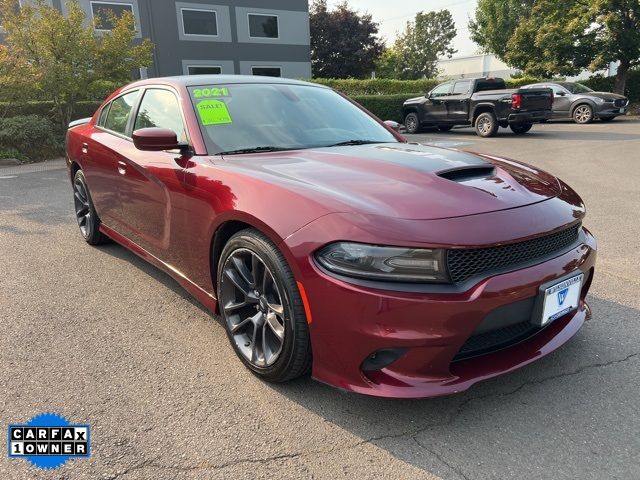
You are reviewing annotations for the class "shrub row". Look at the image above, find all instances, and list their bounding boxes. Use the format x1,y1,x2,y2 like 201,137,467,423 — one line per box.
351,93,422,123
0,100,102,123
0,115,63,161
314,71,640,100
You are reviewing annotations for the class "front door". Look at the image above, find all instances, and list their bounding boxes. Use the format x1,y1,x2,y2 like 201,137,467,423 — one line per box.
117,88,190,265
421,82,452,124
550,85,572,118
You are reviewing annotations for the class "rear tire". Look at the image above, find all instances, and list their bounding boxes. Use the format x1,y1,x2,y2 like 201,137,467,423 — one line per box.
475,111,498,137
217,229,312,382
404,112,421,134
437,125,453,132
73,170,109,245
600,116,616,122
510,123,533,134
573,104,593,124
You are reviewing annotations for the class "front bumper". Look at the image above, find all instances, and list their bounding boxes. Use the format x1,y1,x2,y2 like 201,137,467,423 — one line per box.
594,102,628,117
508,110,552,123
284,209,596,398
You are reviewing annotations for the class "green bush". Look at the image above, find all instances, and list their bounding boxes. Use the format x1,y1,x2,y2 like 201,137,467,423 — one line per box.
582,69,640,101
350,93,423,123
313,78,439,96
0,101,102,123
0,115,63,161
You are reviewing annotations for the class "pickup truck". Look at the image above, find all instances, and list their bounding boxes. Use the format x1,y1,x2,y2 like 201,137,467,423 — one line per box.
402,77,553,137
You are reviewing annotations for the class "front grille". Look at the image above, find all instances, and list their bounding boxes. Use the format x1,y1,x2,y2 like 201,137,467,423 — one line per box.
452,321,540,361
446,224,581,284
614,99,627,107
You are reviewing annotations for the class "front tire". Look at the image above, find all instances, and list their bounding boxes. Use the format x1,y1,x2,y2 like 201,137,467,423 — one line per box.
217,229,311,382
475,111,498,137
573,104,593,124
404,112,421,134
510,123,533,134
73,170,109,245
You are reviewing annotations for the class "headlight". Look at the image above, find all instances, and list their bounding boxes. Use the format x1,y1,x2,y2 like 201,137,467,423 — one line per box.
594,97,605,103
315,242,448,283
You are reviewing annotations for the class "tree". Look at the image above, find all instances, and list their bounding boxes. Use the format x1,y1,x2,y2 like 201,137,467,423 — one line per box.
0,0,153,127
310,0,384,78
379,10,457,80
470,0,640,94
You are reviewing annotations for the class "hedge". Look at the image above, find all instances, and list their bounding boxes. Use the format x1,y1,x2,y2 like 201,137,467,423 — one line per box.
0,100,102,123
314,71,640,100
350,93,422,123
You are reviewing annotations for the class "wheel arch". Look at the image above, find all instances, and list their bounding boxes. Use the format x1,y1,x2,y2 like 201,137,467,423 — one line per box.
209,212,292,309
69,160,81,183
571,100,595,115
472,104,496,124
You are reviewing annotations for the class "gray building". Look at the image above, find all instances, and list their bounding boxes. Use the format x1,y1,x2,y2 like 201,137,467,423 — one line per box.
5,0,311,79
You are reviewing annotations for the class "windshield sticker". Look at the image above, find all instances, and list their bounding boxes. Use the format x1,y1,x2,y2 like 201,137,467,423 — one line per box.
193,87,230,98
196,99,232,125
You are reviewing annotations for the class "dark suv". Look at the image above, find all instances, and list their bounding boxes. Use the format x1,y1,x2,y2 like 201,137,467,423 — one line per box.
403,77,553,137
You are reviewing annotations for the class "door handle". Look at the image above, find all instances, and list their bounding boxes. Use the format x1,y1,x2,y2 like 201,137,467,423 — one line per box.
81,143,89,154
117,160,127,175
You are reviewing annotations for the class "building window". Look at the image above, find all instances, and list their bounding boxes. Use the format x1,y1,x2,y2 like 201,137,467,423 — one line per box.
248,13,278,39
91,2,134,31
187,65,222,75
252,66,281,77
181,8,218,36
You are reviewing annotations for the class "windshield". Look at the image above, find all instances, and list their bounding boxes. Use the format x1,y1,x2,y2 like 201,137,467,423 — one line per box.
561,82,593,94
187,83,397,154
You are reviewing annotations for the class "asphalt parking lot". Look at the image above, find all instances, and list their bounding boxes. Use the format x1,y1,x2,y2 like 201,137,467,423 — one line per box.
1,118,639,479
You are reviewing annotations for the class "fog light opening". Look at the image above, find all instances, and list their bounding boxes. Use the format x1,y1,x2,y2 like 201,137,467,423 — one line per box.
361,348,407,372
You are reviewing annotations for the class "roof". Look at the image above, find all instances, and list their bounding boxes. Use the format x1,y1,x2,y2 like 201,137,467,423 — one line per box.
126,74,323,90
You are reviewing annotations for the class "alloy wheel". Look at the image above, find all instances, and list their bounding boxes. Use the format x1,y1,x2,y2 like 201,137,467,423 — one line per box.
477,116,492,135
574,105,592,123
406,116,417,133
220,248,286,367
73,178,91,238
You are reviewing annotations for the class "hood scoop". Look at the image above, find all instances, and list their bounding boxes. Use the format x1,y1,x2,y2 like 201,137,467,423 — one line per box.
437,165,496,182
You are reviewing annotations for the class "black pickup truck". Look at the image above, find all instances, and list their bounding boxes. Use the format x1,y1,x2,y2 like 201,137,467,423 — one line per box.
402,77,553,137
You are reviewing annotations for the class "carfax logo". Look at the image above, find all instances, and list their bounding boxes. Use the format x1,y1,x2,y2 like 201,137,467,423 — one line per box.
8,413,90,470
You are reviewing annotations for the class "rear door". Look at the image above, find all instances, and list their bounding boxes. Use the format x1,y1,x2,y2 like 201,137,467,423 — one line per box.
82,90,141,228
117,87,190,264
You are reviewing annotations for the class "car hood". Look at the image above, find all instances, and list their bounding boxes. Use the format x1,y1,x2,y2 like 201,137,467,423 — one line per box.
585,91,627,101
222,143,561,220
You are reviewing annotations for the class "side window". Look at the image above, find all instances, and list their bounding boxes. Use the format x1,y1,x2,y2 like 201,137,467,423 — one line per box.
104,91,140,135
452,80,471,95
134,89,187,143
97,103,110,127
430,83,451,97
550,85,566,95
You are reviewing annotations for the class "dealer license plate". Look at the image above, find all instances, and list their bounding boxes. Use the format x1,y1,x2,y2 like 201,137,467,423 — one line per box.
619,108,625,113
540,274,583,326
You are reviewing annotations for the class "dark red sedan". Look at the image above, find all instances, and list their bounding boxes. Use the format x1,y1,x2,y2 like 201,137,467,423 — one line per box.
66,76,596,398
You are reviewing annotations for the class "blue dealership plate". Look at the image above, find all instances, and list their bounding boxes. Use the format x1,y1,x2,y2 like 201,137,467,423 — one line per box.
540,273,584,326
8,412,91,470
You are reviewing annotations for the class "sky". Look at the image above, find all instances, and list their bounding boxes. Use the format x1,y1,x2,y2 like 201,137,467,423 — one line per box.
324,0,480,57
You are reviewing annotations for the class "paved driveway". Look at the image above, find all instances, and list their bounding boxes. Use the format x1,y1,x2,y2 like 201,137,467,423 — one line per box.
1,119,639,479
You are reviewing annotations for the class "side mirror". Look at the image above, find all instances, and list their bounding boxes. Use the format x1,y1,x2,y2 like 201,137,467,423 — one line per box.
555,91,566,97
133,127,182,151
383,120,406,133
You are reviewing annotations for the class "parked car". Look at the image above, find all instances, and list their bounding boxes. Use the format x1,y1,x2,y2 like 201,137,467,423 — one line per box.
521,81,629,123
66,75,596,398
402,77,553,137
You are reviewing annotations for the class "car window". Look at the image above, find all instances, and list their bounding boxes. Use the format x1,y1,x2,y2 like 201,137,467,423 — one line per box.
103,91,139,135
97,104,110,127
549,85,567,95
187,84,397,154
452,80,471,95
430,83,451,97
134,89,187,143
561,83,593,94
